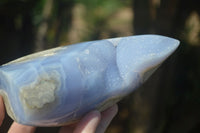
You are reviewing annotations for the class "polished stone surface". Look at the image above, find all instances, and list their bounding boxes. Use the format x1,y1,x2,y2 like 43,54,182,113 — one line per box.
0,35,180,126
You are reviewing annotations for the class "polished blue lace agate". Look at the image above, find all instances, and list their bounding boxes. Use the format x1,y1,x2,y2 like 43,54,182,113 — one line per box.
0,35,179,126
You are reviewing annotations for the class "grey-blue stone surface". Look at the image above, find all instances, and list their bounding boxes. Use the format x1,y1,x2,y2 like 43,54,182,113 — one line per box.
0,35,180,126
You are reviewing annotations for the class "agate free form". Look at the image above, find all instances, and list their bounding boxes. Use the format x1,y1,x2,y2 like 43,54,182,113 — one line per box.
0,35,180,126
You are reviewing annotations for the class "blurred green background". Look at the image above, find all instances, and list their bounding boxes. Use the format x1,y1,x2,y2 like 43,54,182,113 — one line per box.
0,0,200,133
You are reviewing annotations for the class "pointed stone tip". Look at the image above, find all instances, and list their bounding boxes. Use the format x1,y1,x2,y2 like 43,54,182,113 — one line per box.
107,34,180,51
133,34,180,58
158,34,180,46
116,34,180,84
155,34,180,57
172,38,180,50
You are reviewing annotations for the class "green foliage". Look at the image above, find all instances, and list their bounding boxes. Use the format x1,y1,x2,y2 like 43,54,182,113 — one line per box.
72,0,132,40
32,0,47,26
